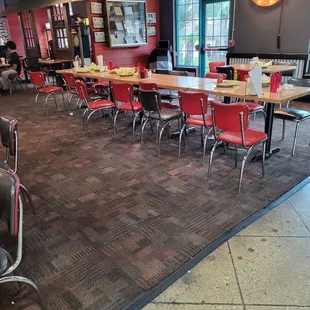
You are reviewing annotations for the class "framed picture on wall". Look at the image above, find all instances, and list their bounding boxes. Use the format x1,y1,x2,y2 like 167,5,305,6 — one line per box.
147,26,156,37
94,31,106,43
92,17,104,29
147,13,156,24
91,2,103,14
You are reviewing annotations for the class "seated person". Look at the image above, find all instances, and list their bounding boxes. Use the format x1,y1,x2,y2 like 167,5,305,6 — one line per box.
0,41,21,94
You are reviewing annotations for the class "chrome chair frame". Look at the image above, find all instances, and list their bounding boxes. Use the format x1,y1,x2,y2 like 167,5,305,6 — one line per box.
30,72,67,116
178,97,213,165
0,173,46,309
139,89,182,155
111,85,141,143
208,108,267,193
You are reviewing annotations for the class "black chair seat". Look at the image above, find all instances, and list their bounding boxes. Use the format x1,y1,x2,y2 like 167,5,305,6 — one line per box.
0,161,10,170
150,110,182,121
0,248,8,275
159,89,178,100
274,108,310,121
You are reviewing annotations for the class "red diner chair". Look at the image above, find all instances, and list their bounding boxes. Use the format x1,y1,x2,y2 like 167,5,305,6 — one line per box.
178,91,213,165
0,169,47,309
139,82,179,109
110,82,143,143
29,71,67,116
209,61,225,73
205,72,227,80
208,102,267,192
75,80,115,136
0,116,35,214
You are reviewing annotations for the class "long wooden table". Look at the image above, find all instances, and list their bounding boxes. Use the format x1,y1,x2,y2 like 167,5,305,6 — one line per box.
221,64,297,74
56,69,310,158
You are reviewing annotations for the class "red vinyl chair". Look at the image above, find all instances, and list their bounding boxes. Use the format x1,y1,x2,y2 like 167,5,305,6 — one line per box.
139,82,179,109
208,102,267,192
29,71,67,116
75,80,115,136
205,72,227,80
110,82,143,143
0,169,46,309
209,61,225,73
178,91,213,165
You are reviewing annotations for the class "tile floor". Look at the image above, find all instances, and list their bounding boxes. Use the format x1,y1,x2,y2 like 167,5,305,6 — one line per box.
143,182,310,310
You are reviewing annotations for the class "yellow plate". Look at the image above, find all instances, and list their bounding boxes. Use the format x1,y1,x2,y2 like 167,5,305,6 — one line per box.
215,81,238,88
73,67,91,73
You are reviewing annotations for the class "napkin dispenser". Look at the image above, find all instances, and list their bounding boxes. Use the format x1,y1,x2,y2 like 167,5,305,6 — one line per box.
245,67,263,97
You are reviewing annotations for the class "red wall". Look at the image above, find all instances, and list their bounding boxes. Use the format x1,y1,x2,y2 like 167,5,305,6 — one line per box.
87,0,160,67
33,7,49,58
6,14,25,57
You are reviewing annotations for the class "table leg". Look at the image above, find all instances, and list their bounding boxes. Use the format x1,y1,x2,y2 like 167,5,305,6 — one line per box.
252,102,280,161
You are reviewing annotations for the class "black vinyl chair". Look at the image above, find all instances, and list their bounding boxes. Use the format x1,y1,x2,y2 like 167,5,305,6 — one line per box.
0,116,35,214
274,77,310,155
139,88,182,155
216,66,234,80
158,70,189,101
274,61,297,77
0,169,46,309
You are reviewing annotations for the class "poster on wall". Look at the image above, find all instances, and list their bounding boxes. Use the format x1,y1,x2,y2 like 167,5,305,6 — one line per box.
92,17,104,29
94,31,105,43
147,13,156,24
147,26,156,37
91,2,103,14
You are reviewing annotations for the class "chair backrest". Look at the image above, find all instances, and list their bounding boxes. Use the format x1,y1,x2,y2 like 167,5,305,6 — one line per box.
74,80,89,101
205,72,227,80
209,61,225,73
0,117,18,173
178,90,208,116
288,77,310,87
139,82,159,91
24,57,40,72
0,168,20,236
216,66,234,80
29,71,45,88
139,89,161,112
211,101,249,133
63,72,76,89
110,82,133,103
237,69,250,82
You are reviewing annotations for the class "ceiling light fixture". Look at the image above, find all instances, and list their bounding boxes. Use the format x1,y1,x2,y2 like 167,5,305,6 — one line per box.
252,0,280,7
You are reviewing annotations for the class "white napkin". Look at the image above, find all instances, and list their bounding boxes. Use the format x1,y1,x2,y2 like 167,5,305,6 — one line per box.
97,54,104,72
249,66,263,97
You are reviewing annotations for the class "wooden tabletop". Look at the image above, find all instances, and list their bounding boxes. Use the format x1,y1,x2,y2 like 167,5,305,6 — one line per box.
40,59,73,65
222,64,297,74
55,69,310,105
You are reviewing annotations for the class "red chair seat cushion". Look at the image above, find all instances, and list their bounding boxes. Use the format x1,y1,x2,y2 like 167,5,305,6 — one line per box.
219,129,267,147
186,114,213,127
118,101,142,112
237,102,264,113
88,100,115,110
39,86,63,93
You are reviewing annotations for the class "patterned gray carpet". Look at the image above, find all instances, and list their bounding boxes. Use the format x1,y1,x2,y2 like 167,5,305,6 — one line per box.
0,89,310,310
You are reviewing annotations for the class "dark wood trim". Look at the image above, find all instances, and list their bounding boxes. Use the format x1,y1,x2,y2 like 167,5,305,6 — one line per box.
18,10,41,58
227,52,308,61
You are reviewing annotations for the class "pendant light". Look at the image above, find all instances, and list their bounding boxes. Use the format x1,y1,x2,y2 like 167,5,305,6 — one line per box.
252,0,280,6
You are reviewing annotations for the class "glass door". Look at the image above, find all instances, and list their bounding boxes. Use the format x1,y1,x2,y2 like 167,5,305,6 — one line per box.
200,0,230,76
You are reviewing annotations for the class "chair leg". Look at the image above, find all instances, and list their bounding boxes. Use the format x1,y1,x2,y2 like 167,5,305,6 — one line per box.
292,122,300,156
45,93,53,116
156,121,160,144
234,144,238,168
86,110,97,137
200,127,204,147
0,276,47,310
158,122,170,156
20,184,36,215
132,112,140,143
34,93,40,113
113,110,120,137
238,145,255,193
108,108,114,128
202,127,213,166
140,117,149,149
52,93,59,110
281,119,286,140
82,108,89,130
208,140,219,180
262,140,266,177
178,124,187,158
61,90,68,112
